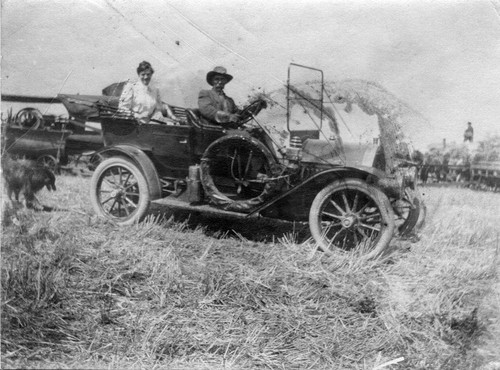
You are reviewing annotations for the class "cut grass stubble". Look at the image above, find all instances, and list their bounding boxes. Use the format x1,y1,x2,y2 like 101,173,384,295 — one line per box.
1,175,499,369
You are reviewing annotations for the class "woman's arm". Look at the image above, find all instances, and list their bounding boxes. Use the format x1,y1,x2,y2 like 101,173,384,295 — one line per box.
161,103,178,120
155,89,178,120
118,82,133,111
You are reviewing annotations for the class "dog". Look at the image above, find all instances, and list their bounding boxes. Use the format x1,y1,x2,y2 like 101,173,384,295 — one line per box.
1,155,56,209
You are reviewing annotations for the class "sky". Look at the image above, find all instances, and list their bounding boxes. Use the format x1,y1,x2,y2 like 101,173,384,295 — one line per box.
1,0,499,150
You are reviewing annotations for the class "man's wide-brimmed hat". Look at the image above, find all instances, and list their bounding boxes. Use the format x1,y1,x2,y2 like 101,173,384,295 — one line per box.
206,66,233,86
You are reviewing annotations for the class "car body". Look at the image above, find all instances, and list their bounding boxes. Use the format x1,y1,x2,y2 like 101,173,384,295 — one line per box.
82,64,424,258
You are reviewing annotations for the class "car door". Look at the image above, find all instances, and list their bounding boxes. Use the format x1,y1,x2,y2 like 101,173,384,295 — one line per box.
146,124,193,177
101,118,193,178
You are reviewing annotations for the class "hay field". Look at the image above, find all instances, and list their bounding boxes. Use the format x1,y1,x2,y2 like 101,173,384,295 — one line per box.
1,174,499,369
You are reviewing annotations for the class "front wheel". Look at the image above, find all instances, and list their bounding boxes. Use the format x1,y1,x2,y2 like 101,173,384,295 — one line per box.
90,157,150,225
309,179,395,259
415,196,426,230
392,188,422,236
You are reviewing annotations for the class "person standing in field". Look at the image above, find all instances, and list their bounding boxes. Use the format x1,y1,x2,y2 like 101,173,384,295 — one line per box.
198,66,241,125
119,61,177,124
464,121,474,142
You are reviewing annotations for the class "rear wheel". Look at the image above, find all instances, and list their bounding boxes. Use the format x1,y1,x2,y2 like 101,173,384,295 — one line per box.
90,157,150,225
309,179,395,259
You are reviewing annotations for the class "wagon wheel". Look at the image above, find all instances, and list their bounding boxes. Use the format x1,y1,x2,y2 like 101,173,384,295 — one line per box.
37,155,59,173
391,188,423,236
90,157,150,225
15,107,44,129
200,135,281,212
309,179,395,259
74,151,103,171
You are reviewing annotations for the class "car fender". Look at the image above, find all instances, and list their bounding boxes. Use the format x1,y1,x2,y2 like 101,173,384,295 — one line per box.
95,144,162,200
247,165,395,217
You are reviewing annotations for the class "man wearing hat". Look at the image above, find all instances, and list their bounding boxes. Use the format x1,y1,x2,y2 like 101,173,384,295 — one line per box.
198,66,241,124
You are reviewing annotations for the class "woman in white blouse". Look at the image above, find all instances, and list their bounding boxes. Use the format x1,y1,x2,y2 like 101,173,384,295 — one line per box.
119,61,177,124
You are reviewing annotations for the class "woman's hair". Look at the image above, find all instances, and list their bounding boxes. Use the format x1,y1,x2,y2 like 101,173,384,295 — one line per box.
137,61,154,74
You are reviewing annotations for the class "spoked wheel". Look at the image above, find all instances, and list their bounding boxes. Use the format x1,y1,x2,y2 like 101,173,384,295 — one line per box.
200,135,281,212
90,157,150,225
15,107,44,129
88,152,104,171
391,188,422,236
37,155,59,173
309,179,395,259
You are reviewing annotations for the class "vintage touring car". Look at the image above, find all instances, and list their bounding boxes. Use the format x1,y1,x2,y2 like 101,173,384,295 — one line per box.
67,64,423,258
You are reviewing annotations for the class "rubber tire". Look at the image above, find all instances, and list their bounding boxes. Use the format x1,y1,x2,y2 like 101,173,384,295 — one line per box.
394,188,421,236
309,178,395,259
200,136,280,213
90,157,150,225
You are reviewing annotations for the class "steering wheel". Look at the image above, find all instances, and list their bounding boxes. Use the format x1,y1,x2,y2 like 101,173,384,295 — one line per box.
235,99,267,125
15,107,44,129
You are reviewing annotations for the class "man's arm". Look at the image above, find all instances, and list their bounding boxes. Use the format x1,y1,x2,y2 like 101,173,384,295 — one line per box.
223,96,241,122
198,90,239,123
198,90,219,121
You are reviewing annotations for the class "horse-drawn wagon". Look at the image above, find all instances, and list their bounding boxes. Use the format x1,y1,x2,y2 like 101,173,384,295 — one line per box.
469,161,500,191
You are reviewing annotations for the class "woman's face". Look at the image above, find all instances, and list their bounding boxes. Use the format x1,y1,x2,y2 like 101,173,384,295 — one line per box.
138,70,153,86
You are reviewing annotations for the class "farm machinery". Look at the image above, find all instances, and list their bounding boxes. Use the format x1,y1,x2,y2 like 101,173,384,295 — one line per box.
1,94,105,172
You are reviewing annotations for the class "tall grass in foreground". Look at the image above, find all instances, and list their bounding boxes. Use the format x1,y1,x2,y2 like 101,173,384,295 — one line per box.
1,176,499,369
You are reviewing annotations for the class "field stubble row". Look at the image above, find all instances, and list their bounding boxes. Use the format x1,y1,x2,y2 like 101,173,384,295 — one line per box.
1,174,499,369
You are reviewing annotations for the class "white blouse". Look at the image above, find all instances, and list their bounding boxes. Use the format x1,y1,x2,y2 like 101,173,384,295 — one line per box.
118,81,163,124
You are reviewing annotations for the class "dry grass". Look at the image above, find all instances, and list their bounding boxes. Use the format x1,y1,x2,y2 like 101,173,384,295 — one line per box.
1,174,499,369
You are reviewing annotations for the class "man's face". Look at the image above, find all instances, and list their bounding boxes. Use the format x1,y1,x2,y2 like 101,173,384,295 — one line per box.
212,76,227,92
